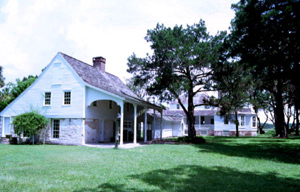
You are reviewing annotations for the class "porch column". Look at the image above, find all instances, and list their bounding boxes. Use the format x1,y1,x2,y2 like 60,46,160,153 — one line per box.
82,119,86,145
133,104,137,144
144,106,148,143
120,102,124,146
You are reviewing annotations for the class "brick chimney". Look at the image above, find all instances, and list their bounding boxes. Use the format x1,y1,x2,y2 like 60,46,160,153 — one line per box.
93,56,106,73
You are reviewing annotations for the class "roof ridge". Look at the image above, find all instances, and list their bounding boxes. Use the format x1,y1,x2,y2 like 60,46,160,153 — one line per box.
59,52,118,77
59,52,92,67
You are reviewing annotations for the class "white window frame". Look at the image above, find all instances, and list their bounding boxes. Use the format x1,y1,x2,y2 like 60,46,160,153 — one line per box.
44,92,51,106
52,119,60,139
240,115,245,128
63,90,71,106
2,116,11,137
252,116,257,128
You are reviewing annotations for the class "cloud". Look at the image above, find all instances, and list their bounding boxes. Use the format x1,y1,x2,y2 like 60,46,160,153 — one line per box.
0,0,238,84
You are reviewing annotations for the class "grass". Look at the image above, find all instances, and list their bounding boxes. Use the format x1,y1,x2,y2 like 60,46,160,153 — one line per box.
0,136,300,192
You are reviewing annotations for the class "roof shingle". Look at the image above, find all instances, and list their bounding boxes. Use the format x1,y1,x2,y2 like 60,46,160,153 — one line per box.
60,52,139,100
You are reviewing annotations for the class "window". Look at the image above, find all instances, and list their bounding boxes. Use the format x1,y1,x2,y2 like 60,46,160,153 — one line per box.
44,92,51,106
64,91,71,105
240,115,245,127
201,116,205,125
177,104,180,109
205,105,210,109
124,121,132,128
52,119,60,139
252,116,257,127
211,119,214,125
92,101,97,107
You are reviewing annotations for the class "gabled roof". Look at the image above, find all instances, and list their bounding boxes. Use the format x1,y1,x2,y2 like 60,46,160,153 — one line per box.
60,52,139,100
60,53,161,110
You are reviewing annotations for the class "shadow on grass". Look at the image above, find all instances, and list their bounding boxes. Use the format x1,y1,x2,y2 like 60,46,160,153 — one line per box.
195,137,300,164
74,165,300,192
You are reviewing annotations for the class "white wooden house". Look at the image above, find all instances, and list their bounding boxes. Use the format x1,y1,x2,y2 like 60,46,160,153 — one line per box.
0,53,161,145
157,94,258,137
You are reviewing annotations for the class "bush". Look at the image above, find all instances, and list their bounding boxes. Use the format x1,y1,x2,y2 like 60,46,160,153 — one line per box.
12,112,49,144
178,136,206,144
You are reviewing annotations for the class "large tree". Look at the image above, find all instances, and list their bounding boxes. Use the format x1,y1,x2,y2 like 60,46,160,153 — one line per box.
0,75,38,112
126,77,148,99
228,0,300,137
127,20,226,138
212,61,251,137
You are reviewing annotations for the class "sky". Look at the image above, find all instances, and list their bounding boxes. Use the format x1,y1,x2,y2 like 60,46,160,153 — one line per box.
0,0,239,84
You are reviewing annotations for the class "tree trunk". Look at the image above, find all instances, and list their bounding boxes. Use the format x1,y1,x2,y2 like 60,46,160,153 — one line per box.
255,108,264,134
187,91,196,138
235,111,239,137
296,107,299,136
274,83,287,138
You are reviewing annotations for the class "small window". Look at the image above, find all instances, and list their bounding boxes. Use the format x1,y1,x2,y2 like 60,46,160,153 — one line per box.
211,119,214,125
177,104,180,109
124,121,132,128
64,91,71,105
205,105,210,109
44,92,51,106
201,116,205,125
252,116,257,127
92,101,97,107
52,119,60,139
240,115,245,127
109,100,113,109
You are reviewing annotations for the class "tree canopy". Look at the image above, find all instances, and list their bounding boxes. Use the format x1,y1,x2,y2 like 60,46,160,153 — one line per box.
225,0,300,137
0,75,38,112
127,20,226,138
212,60,251,137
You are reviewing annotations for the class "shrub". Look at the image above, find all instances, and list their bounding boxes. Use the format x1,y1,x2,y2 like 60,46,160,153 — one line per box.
178,136,206,144
12,112,49,144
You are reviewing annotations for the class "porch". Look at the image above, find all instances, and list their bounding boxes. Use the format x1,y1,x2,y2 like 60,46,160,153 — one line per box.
84,97,162,146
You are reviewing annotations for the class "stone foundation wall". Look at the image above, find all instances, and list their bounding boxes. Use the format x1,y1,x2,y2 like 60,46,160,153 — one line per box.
85,119,100,143
214,130,257,136
196,129,214,136
45,118,83,145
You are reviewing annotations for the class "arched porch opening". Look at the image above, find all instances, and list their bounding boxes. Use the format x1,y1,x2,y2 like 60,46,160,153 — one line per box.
85,99,119,144
85,98,163,145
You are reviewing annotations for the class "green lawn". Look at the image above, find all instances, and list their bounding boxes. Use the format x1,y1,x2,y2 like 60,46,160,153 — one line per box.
1,136,300,192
